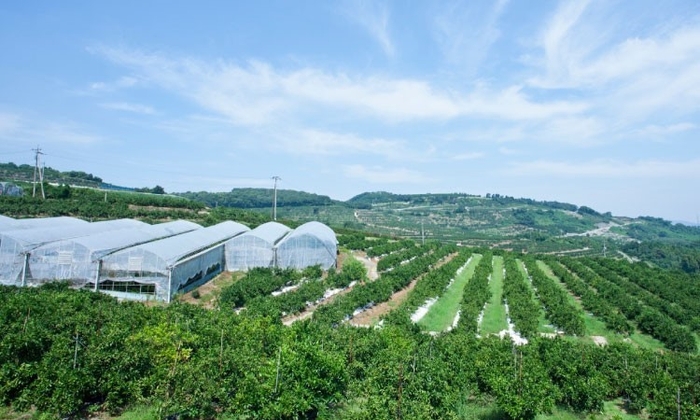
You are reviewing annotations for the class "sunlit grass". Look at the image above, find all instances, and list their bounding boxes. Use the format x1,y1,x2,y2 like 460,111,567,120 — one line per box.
480,256,508,335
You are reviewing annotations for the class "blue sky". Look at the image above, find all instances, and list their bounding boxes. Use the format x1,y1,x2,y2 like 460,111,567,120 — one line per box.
1,1,699,222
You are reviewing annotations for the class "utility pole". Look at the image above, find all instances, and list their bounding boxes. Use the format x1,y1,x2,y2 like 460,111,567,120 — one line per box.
271,176,281,221
32,146,45,199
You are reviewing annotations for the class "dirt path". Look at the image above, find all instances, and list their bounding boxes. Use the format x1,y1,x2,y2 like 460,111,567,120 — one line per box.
352,250,379,280
350,252,458,327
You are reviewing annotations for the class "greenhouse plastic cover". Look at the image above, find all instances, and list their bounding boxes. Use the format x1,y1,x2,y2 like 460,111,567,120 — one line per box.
225,221,291,271
0,216,88,233
99,221,250,301
0,215,15,230
275,221,337,270
27,220,202,287
0,219,148,285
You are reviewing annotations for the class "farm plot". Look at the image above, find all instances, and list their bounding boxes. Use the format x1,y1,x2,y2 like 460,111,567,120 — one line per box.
418,254,481,332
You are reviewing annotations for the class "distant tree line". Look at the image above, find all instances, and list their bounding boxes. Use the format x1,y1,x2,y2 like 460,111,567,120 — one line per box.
0,162,103,187
178,188,336,209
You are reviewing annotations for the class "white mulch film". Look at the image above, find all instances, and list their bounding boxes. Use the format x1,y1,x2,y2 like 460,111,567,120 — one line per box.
410,297,438,323
499,301,529,346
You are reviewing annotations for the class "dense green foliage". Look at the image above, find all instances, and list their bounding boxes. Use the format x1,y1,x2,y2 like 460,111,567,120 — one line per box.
178,188,335,209
501,256,541,338
0,188,269,227
1,284,699,419
0,162,103,187
544,258,633,335
456,251,493,334
521,257,585,336
560,258,696,353
622,240,700,273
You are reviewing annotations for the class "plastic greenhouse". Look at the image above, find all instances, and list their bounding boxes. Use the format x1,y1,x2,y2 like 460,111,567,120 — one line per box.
225,221,291,271
98,221,250,302
27,220,202,288
0,215,15,231
275,221,337,270
0,219,148,286
0,216,89,233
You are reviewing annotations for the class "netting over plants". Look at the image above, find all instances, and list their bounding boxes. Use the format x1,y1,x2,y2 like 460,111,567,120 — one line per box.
98,221,250,301
0,219,148,286
275,221,337,270
224,221,292,271
28,220,202,288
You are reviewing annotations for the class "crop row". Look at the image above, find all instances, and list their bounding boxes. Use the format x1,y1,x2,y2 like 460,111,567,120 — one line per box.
561,258,696,353
218,266,319,309
376,242,434,272
312,244,457,325
502,255,541,338
543,257,632,335
366,239,416,258
244,259,367,319
522,257,585,336
456,251,493,334
397,250,472,317
594,258,700,329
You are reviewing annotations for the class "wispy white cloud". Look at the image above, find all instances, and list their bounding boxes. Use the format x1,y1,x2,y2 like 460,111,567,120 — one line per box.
340,0,395,58
100,102,156,115
433,0,509,72
632,122,696,139
88,76,140,92
93,46,588,126
342,164,433,184
509,158,700,178
276,129,407,159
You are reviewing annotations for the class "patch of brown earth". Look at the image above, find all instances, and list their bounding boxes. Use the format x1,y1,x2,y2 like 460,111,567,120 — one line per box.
350,252,458,327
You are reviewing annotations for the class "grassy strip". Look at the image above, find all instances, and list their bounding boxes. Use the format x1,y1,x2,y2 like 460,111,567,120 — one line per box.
516,259,556,334
418,254,482,332
480,255,508,335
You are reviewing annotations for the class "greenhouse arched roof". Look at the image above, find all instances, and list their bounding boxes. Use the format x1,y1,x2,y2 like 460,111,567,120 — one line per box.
237,222,291,245
0,218,147,252
115,220,249,267
0,216,88,232
275,221,338,270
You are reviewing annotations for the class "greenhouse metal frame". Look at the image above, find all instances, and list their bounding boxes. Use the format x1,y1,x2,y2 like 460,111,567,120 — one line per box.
98,221,250,302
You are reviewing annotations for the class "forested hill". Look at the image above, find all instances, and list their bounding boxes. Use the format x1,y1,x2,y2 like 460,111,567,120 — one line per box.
178,188,336,208
0,162,103,187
